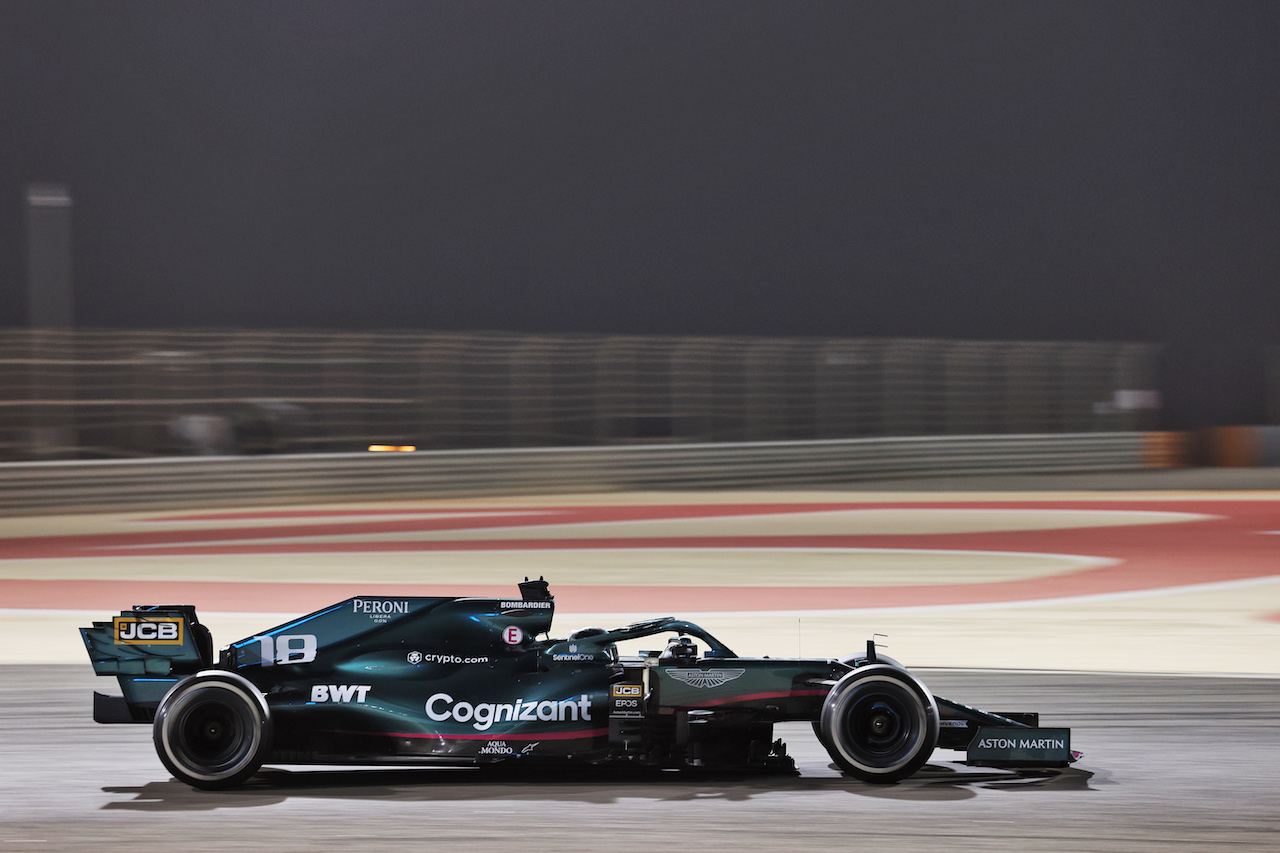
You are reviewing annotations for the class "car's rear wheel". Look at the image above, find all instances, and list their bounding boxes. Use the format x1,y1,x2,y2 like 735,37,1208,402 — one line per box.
153,674,271,789
819,665,938,783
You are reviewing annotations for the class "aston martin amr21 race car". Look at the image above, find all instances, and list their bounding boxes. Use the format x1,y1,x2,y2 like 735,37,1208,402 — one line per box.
80,578,1076,789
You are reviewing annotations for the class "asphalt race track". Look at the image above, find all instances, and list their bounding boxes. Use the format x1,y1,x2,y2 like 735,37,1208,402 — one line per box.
4,665,1277,853
4,475,1279,850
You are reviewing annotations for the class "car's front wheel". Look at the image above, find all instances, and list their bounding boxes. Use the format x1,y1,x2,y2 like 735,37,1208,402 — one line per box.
811,653,905,747
153,674,271,789
819,665,938,783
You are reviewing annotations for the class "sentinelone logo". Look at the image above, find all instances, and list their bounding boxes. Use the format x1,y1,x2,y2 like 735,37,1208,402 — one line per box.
113,616,184,645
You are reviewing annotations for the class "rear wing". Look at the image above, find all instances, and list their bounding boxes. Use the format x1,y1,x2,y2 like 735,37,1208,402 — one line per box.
79,605,214,723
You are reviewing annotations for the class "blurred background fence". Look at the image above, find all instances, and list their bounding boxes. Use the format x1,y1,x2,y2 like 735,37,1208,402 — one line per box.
0,434,1166,514
0,329,1162,460
1269,347,1280,426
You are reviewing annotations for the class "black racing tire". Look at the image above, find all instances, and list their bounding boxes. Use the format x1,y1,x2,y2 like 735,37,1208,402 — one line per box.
819,664,938,784
153,674,272,790
811,653,905,745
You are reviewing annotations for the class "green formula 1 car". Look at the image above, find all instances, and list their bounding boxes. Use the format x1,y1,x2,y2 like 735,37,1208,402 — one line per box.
80,578,1076,789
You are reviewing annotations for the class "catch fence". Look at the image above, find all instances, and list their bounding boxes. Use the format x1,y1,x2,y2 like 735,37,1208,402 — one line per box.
0,329,1160,460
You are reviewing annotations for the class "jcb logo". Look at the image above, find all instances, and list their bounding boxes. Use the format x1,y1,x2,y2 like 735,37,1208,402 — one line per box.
612,684,642,697
113,617,184,645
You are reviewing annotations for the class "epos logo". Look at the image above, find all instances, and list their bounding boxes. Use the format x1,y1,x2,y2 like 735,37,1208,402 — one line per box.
113,617,184,645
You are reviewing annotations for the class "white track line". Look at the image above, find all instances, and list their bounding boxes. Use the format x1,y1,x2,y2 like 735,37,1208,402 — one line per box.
546,574,1280,619
13,573,1279,622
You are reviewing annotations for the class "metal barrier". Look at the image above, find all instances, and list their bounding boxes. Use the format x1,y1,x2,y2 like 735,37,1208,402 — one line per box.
0,330,1161,460
0,433,1150,515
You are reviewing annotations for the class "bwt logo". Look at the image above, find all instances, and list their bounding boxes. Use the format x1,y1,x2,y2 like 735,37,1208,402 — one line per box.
113,617,183,645
311,685,371,704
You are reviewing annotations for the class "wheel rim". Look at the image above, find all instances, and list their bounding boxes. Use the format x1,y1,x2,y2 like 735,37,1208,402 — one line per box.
177,700,247,765
844,693,913,759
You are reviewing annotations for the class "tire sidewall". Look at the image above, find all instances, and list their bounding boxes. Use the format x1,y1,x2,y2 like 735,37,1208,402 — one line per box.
153,673,271,789
820,665,938,783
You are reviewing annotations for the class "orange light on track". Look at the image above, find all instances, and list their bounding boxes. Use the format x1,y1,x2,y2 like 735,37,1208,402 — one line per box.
367,445,417,452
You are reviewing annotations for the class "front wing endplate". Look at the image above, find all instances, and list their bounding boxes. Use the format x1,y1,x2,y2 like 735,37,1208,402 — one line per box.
966,726,1073,767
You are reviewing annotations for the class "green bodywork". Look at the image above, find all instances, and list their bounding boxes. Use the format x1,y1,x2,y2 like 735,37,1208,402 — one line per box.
80,583,1073,772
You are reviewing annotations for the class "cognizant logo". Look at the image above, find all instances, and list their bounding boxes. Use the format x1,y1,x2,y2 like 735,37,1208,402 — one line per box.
425,693,592,730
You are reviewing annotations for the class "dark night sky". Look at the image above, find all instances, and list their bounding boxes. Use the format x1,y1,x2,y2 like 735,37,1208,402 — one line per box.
2,1,1278,427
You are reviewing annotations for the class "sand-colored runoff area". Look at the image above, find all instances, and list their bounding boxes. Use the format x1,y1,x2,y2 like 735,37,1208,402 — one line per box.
3,489,1278,674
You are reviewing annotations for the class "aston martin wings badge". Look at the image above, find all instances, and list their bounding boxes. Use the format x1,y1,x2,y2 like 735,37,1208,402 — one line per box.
665,668,746,688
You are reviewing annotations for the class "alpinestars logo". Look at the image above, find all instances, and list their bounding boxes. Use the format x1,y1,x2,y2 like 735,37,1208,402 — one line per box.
665,668,746,689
